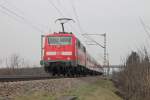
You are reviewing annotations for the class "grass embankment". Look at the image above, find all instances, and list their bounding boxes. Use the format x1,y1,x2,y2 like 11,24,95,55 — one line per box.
15,79,122,100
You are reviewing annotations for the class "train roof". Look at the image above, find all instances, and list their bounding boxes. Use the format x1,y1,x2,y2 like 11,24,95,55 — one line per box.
45,32,76,37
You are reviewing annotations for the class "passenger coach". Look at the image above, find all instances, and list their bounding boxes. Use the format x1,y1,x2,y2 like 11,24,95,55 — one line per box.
40,32,102,76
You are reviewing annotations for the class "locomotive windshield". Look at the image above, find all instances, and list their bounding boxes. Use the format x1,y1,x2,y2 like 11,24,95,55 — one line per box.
48,36,72,45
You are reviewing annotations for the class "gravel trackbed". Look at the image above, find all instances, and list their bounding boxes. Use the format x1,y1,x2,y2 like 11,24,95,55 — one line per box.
0,76,101,100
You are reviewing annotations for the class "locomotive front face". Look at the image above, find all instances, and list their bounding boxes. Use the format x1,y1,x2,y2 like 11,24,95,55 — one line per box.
46,36,72,60
43,34,76,67
41,33,103,75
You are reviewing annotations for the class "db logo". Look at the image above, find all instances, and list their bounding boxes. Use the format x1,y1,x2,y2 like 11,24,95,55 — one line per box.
56,52,61,55
56,45,61,48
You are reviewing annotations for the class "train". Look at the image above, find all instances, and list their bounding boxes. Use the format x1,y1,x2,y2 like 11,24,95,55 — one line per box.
40,32,103,76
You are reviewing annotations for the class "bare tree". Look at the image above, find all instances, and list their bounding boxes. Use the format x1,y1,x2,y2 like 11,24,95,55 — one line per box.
0,54,47,75
2,54,24,75
113,50,150,100
10,54,22,69
0,58,3,67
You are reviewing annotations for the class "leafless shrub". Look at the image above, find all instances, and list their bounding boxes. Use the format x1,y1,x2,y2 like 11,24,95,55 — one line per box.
113,50,150,100
0,58,2,65
0,54,47,75
4,54,24,74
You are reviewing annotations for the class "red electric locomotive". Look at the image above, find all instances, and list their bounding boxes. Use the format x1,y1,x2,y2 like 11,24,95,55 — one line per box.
40,32,103,76
40,18,103,76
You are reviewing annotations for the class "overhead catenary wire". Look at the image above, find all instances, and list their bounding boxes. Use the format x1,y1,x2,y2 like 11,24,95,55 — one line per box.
47,0,64,17
84,35,104,48
69,0,104,49
70,0,84,33
0,7,23,23
3,0,25,15
3,0,47,32
69,1,106,64
139,17,150,39
47,0,84,39
0,4,44,33
47,0,78,34
69,1,89,35
47,0,104,63
56,0,79,33
47,0,81,34
47,0,82,36
56,0,73,18
47,0,104,50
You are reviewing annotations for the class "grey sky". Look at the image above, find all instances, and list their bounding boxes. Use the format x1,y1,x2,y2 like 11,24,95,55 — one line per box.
0,0,149,66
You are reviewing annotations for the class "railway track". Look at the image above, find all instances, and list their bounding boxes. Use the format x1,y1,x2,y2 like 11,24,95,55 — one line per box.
0,75,102,82
0,75,54,82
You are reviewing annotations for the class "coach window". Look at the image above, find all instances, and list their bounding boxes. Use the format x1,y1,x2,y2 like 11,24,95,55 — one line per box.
81,45,84,52
78,41,81,48
83,47,86,52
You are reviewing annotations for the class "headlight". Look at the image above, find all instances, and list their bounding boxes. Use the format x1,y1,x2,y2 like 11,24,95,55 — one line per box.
46,52,56,55
61,52,72,55
67,57,71,60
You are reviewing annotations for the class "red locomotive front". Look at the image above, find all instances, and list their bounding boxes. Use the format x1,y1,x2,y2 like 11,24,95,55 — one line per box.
44,33,75,61
40,18,102,76
42,32,79,74
41,32,102,76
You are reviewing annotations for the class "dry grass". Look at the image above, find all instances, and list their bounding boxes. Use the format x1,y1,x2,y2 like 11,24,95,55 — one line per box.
113,51,150,100
14,79,122,100
67,79,122,100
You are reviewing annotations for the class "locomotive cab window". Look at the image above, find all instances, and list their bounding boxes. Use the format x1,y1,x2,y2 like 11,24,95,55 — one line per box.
48,36,72,45
78,40,81,48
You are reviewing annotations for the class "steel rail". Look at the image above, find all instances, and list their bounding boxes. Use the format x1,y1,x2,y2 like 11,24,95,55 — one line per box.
0,75,54,82
0,75,103,82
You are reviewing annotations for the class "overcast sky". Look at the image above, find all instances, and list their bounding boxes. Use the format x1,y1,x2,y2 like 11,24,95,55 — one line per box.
0,0,150,66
